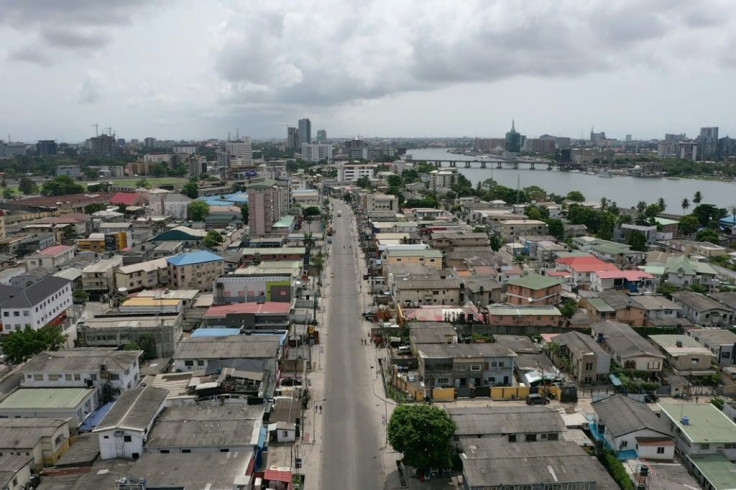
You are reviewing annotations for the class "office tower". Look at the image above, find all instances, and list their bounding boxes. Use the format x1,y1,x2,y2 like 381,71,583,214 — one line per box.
225,137,253,164
287,127,298,149
89,134,116,156
248,184,283,236
505,120,521,153
36,140,58,156
301,143,333,162
698,127,719,160
298,118,311,146
316,129,327,142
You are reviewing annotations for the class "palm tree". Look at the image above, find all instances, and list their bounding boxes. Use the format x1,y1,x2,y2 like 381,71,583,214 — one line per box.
657,197,666,211
681,198,690,214
693,191,702,204
600,197,608,211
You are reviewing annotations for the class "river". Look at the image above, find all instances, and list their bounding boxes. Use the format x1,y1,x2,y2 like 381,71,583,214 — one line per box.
406,148,736,211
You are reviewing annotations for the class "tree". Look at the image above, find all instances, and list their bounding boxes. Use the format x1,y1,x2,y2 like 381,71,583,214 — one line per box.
559,298,578,318
124,333,157,360
693,191,702,204
187,200,210,221
696,228,720,244
681,198,690,214
203,230,225,248
489,233,504,252
388,405,455,471
566,190,585,202
182,180,199,199
302,206,321,218
627,229,647,252
84,202,107,215
678,215,700,235
356,175,371,189
691,204,727,227
72,289,89,303
657,197,666,211
545,218,565,241
2,188,14,200
136,178,151,189
18,177,38,195
152,163,168,177
0,325,68,364
40,175,85,196
240,203,249,224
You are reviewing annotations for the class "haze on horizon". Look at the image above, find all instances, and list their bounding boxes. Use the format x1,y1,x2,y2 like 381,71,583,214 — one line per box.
1,0,735,142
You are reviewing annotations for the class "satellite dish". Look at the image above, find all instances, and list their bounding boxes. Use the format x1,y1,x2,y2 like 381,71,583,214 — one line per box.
528,297,534,303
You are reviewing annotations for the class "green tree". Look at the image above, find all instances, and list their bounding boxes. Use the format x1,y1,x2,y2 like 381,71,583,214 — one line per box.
388,405,456,470
18,177,38,195
693,191,702,204
691,204,727,227
182,180,199,199
489,233,504,252
387,175,403,188
679,215,700,235
73,289,89,303
2,188,14,199
152,163,168,177
566,190,585,202
187,200,210,221
681,198,690,214
203,230,225,248
84,202,107,215
0,325,68,364
240,203,249,224
657,197,666,211
696,228,720,244
136,177,151,189
545,218,565,241
40,175,85,196
559,298,578,318
356,175,371,189
124,334,157,360
302,206,321,218
627,230,647,252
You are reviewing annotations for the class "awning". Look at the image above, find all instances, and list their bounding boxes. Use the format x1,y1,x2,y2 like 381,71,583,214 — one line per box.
609,374,622,387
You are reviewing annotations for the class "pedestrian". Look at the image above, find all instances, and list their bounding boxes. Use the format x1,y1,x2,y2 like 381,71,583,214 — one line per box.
696,395,699,403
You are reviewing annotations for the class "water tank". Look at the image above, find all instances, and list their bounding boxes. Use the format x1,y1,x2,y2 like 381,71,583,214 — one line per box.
640,464,649,476
682,416,690,425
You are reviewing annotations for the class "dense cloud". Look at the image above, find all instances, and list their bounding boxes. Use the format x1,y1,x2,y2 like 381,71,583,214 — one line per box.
214,0,735,108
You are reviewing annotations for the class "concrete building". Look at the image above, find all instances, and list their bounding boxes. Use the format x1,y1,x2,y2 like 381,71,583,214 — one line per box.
81,256,123,296
202,302,291,329
224,138,253,163
115,258,169,293
337,162,377,183
591,321,665,372
286,126,298,149
394,278,463,307
77,314,182,357
671,291,732,327
172,334,281,372
36,139,58,156
383,248,443,271
0,455,33,490
448,405,565,443
0,276,72,334
127,453,252,489
551,331,611,384
24,244,76,271
363,193,399,219
505,273,562,306
592,395,674,460
166,251,224,291
301,143,332,162
687,328,736,366
649,335,716,373
0,388,98,428
248,184,284,236
55,164,80,177
162,193,192,220
0,418,71,470
495,219,548,241
298,118,311,146
486,305,564,328
94,386,167,460
417,343,516,392
659,402,736,461
429,169,457,192
213,274,293,304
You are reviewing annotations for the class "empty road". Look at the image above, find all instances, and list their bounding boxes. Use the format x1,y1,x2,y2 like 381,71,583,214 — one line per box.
320,199,384,489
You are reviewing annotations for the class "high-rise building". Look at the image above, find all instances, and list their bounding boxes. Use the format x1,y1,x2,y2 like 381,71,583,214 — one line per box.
298,118,311,146
316,129,327,142
248,184,283,236
144,137,158,148
287,127,298,149
36,140,58,156
301,143,333,162
625,134,632,142
697,127,719,161
225,138,253,164
505,120,521,154
89,134,116,156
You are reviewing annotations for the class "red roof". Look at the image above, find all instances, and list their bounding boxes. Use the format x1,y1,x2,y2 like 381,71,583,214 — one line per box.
204,302,291,318
594,270,653,280
547,271,571,277
18,193,116,209
264,468,292,483
110,192,146,205
39,245,74,256
557,255,619,273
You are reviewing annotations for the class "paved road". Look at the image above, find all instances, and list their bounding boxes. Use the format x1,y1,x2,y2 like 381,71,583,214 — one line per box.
320,200,384,489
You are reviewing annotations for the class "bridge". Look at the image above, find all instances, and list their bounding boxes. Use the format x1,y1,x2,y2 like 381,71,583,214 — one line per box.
423,159,564,170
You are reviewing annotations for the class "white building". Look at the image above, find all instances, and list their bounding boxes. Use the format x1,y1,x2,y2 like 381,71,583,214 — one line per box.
115,258,170,293
429,169,457,192
658,403,736,461
225,138,253,164
301,143,333,162
24,245,76,271
162,193,192,220
0,276,72,334
173,145,197,155
338,162,377,183
94,386,167,460
20,348,142,400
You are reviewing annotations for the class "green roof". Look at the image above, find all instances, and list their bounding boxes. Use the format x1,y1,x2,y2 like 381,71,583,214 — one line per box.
688,454,736,490
658,403,736,444
487,306,561,316
654,217,679,226
273,215,296,228
507,273,562,290
0,388,95,409
591,242,631,254
587,297,615,313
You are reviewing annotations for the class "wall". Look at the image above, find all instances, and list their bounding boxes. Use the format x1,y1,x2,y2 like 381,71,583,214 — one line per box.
98,429,145,460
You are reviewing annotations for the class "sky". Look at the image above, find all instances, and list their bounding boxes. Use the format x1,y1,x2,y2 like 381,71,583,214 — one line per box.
1,0,735,143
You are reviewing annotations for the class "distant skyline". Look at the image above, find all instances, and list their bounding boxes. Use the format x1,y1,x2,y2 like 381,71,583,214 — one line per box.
1,0,735,142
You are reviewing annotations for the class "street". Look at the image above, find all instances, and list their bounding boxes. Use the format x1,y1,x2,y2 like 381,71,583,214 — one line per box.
320,199,385,489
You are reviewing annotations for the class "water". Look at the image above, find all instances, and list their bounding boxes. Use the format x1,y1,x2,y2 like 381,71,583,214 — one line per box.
406,148,736,210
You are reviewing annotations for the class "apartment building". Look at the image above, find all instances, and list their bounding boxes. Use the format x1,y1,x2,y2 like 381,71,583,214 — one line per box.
24,244,76,271
114,258,169,293
337,162,377,183
81,256,123,297
0,276,72,334
166,251,224,291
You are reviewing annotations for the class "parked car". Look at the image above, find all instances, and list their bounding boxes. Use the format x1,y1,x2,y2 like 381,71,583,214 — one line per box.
525,393,549,405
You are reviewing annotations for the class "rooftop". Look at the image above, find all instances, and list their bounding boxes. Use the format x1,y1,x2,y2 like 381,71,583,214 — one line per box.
386,249,443,258
448,405,565,436
117,258,168,274
94,386,167,433
22,348,142,374
128,452,251,489
0,275,70,309
487,305,562,316
554,331,608,356
672,290,730,312
0,387,94,410
0,418,71,449
688,328,736,346
417,343,516,359
649,335,715,357
167,250,224,266
507,273,561,291
39,244,75,256
593,321,665,360
557,255,620,273
204,302,291,318
174,335,281,360
592,395,671,439
658,402,736,444
687,454,736,490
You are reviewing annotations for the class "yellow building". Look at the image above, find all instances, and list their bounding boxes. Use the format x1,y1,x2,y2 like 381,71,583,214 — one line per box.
78,232,128,253
383,249,443,270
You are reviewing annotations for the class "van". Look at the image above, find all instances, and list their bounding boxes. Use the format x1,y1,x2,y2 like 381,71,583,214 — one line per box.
525,393,549,405
397,346,411,355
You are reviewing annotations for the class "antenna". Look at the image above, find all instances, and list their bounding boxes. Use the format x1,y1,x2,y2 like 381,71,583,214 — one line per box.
91,123,99,137
236,128,240,141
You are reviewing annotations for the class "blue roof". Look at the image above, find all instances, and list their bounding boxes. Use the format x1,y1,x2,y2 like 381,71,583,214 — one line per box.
191,328,241,337
166,250,223,266
197,192,249,207
79,401,115,432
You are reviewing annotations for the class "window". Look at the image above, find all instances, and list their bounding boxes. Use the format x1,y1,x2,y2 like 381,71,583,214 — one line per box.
547,433,558,441
508,435,517,442
436,377,450,385
470,365,481,372
498,362,504,368
525,434,537,442
185,360,194,367
455,365,466,371
23,311,29,316
584,362,594,371
657,447,665,454
701,443,710,450
74,374,81,381
620,441,628,449
182,449,191,453
33,374,43,381
13,311,19,317
124,435,132,442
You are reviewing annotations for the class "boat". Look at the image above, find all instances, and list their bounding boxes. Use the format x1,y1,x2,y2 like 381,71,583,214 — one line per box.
598,170,613,178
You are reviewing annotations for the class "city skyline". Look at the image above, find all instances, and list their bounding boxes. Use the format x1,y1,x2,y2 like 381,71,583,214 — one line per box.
1,1,736,141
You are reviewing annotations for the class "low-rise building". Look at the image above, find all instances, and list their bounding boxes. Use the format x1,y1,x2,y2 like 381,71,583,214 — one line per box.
0,455,33,490
687,328,736,366
592,395,674,460
417,343,516,393
240,246,306,266
364,193,399,219
591,320,665,372
20,348,142,401
448,405,565,444
0,387,98,428
428,231,490,251
0,418,71,470
24,244,76,271
202,302,291,329
127,452,253,489
94,386,167,460
172,334,281,372
505,273,562,306
166,251,224,291
649,335,716,373
394,278,463,307
0,276,72,334
551,331,611,384
658,402,736,461
494,219,548,241
114,258,169,293
383,248,443,271
486,305,564,329
671,291,732,327
76,314,183,357
81,256,123,296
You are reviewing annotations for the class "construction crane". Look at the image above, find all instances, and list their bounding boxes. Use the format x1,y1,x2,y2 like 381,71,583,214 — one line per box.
91,123,99,137
104,126,114,137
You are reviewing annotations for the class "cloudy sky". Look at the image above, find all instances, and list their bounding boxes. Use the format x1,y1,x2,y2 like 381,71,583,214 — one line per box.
1,0,735,142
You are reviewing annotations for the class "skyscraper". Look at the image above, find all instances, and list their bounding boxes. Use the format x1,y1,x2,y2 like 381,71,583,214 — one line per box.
505,120,521,154
298,118,311,146
698,127,719,161
287,127,298,149
36,140,58,156
316,129,327,142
